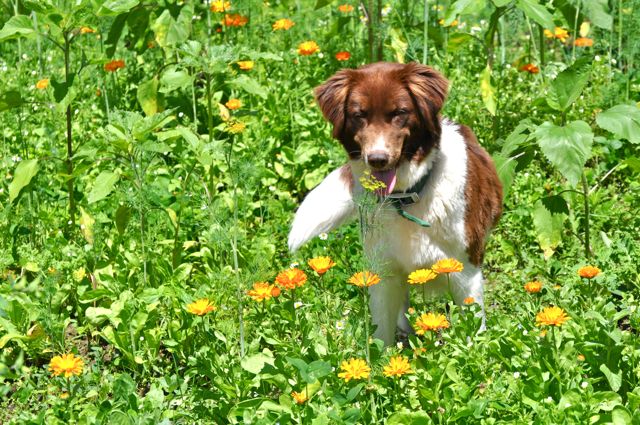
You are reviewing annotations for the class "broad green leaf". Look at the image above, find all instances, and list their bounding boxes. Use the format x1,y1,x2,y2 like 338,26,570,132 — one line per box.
387,410,432,425
596,104,640,144
151,5,192,49
115,205,131,235
534,121,593,187
611,407,632,425
88,171,119,204
0,90,24,112
388,28,408,63
241,351,275,374
541,195,570,215
592,391,623,411
447,33,474,52
9,159,39,202
0,15,36,42
98,0,140,16
480,65,496,116
583,0,612,30
492,0,512,6
85,306,115,325
493,153,516,200
516,0,554,30
600,364,622,392
137,77,160,116
159,69,193,94
79,207,95,244
533,200,565,259
306,360,332,383
229,75,268,99
443,0,479,26
105,13,128,58
547,57,591,112
314,0,332,9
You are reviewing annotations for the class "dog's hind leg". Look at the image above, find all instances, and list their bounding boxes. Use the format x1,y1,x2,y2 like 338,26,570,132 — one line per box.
369,275,409,346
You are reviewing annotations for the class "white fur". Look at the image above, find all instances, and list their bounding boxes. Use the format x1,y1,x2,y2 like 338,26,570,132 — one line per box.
289,121,486,345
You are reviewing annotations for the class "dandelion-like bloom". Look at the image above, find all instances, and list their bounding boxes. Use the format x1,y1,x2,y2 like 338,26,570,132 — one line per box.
335,51,351,61
407,268,438,285
338,4,354,13
275,268,307,290
104,59,125,72
432,258,463,274
291,391,307,404
297,41,320,56
225,99,241,110
414,313,449,335
273,18,295,31
347,271,380,287
80,26,95,34
224,14,248,27
524,281,543,293
49,353,84,378
574,37,593,47
463,297,475,305
578,265,600,279
536,306,570,327
237,60,254,70
308,256,336,275
337,358,370,382
210,1,231,12
544,27,569,43
73,267,86,282
359,170,386,192
383,355,412,378
186,298,216,315
226,121,246,134
247,282,279,302
519,63,539,74
36,78,49,90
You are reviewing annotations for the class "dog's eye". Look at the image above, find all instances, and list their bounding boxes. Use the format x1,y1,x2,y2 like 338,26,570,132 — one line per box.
352,111,367,119
393,109,409,116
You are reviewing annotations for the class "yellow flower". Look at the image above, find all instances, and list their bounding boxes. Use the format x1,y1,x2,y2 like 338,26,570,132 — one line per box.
73,267,86,282
226,121,246,134
338,4,354,13
383,355,412,378
210,1,231,12
308,256,336,275
80,26,95,34
225,99,242,110
577,354,585,362
414,312,449,335
544,27,569,43
291,391,307,404
273,18,295,31
524,281,543,293
297,41,319,56
237,60,254,70
337,358,370,382
347,271,380,287
438,18,459,27
186,298,216,315
59,392,70,399
578,265,600,279
247,282,280,302
36,78,49,90
432,258,463,274
463,297,475,305
359,170,387,192
536,306,569,327
407,268,438,285
49,353,84,378
275,268,307,290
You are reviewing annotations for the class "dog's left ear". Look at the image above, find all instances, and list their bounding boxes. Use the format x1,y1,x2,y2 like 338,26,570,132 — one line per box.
315,69,353,139
401,63,448,128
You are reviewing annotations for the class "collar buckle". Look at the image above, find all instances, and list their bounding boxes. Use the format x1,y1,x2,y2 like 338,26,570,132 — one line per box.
387,192,420,206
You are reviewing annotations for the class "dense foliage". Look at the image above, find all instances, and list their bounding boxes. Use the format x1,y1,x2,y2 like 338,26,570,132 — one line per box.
1,0,639,423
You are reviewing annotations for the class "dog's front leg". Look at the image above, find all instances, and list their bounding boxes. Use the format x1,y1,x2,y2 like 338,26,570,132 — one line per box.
368,275,410,346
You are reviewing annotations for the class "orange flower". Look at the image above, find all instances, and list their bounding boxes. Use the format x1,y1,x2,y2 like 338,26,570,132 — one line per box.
225,99,242,110
186,298,216,315
224,14,248,27
275,268,307,290
338,4,354,13
407,268,438,285
578,265,600,279
524,281,543,293
273,18,295,31
383,355,412,378
574,37,593,47
210,1,231,12
536,306,570,327
236,60,254,70
432,258,463,274
347,271,380,287
577,354,585,361
104,59,125,72
49,353,84,377
337,358,370,382
544,27,570,43
80,26,95,34
414,313,449,334
335,51,351,61
519,63,539,74
36,78,49,89
291,391,308,404
438,18,459,27
308,256,336,275
297,41,320,56
463,297,475,305
247,282,280,302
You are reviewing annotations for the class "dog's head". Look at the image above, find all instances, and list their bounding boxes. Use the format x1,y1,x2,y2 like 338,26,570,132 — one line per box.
315,62,448,194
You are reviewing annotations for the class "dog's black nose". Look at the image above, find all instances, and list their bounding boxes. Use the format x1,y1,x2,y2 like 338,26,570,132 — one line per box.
367,151,389,169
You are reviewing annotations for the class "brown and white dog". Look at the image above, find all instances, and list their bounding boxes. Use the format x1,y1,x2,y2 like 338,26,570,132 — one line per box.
288,62,502,345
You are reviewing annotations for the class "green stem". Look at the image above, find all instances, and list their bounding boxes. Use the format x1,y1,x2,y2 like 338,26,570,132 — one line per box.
63,34,76,229
581,172,591,259
422,0,429,64
231,183,245,358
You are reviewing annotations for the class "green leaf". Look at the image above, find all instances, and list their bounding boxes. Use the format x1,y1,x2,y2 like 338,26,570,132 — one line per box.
592,391,622,411
532,200,565,259
0,15,36,42
492,0,512,6
596,104,640,144
346,383,364,401
541,195,570,215
583,0,612,30
534,120,593,187
151,5,192,49
447,33,474,52
0,90,24,112
88,171,119,204
600,364,622,392
229,75,268,100
493,153,516,200
137,77,160,116
9,159,39,202
159,69,193,94
79,207,95,244
105,13,128,58
98,0,140,16
480,65,496,116
516,0,554,30
241,351,274,374
387,410,432,425
314,0,332,9
547,57,591,112
443,0,479,25
115,205,131,235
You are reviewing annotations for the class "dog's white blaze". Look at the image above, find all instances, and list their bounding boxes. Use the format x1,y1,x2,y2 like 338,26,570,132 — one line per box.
287,166,355,252
370,134,388,153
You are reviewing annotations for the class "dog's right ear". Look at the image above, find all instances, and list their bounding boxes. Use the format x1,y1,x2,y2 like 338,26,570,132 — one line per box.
314,70,353,139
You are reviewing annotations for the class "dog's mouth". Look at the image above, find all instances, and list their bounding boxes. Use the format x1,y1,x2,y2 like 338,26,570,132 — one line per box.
371,168,397,196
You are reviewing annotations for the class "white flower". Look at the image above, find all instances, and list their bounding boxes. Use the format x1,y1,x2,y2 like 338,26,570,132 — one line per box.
178,112,184,118
381,4,392,17
581,381,588,389
594,55,601,62
335,320,345,330
396,342,403,349
294,301,303,309
290,262,299,268
513,372,520,379
522,329,528,336
545,396,554,403
319,233,328,240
